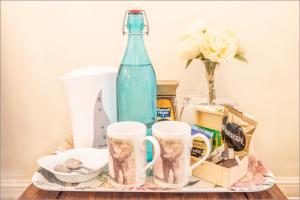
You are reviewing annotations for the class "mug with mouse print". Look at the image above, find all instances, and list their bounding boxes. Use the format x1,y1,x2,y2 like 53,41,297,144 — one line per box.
152,121,211,188
107,121,160,187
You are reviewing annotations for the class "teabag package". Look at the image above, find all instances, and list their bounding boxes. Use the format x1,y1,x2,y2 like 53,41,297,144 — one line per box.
191,125,213,162
221,105,257,159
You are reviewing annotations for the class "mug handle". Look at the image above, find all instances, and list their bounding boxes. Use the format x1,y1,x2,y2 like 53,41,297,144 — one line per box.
189,133,211,176
140,136,161,175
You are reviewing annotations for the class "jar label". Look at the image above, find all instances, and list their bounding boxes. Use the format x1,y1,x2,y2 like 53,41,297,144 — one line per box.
157,107,171,118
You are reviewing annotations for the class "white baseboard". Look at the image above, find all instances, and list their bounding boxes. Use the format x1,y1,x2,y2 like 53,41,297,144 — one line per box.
0,176,299,199
1,178,31,200
276,176,299,199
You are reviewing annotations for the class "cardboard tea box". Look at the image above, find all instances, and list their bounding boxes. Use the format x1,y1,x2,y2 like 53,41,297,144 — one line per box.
191,105,257,188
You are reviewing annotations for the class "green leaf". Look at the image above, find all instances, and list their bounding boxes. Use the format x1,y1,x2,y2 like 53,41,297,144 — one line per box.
185,59,193,69
235,55,248,63
195,54,202,59
196,53,205,60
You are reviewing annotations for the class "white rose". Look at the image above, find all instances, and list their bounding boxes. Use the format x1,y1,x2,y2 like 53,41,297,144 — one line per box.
181,20,206,40
178,33,203,60
200,25,238,62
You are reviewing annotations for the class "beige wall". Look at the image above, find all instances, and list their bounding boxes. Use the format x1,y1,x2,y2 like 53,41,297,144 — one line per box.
1,0,299,197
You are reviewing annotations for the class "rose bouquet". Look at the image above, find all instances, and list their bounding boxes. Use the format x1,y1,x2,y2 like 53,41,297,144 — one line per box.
178,20,247,105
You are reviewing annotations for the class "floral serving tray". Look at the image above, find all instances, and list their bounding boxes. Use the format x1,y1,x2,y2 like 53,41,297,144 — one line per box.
32,156,275,193
34,140,275,193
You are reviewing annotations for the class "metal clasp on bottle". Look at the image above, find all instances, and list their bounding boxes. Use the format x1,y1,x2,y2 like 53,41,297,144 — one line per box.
122,10,150,36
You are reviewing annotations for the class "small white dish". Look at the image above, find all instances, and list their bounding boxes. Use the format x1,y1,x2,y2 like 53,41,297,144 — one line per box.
37,148,108,183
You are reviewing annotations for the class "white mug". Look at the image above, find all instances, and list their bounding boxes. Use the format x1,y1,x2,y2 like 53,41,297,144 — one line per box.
107,121,160,187
152,121,211,188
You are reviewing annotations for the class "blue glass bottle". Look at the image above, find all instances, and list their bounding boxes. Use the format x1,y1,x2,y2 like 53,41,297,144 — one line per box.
117,10,157,162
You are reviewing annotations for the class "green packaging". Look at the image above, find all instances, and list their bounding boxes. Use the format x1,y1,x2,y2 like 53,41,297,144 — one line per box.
193,124,222,150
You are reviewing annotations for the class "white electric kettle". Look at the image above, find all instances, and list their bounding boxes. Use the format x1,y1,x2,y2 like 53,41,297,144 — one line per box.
60,66,117,148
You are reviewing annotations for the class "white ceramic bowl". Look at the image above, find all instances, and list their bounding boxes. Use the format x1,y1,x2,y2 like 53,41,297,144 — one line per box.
37,148,108,183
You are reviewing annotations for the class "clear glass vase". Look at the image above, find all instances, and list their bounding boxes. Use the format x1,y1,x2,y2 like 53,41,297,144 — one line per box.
179,62,238,125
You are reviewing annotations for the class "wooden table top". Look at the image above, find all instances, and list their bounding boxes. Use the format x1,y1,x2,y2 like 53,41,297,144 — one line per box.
18,184,287,200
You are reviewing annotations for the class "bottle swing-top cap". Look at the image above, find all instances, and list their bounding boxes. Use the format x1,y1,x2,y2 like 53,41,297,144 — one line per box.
122,9,149,36
128,9,142,14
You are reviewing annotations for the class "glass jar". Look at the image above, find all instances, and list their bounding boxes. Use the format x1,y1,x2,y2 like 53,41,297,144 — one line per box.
180,95,238,125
